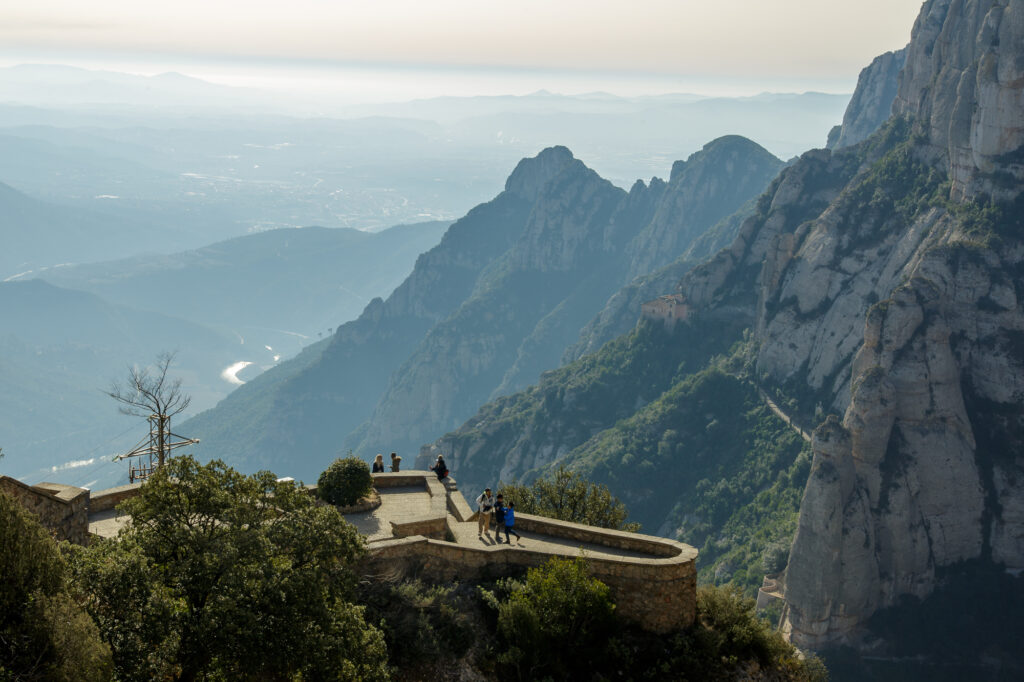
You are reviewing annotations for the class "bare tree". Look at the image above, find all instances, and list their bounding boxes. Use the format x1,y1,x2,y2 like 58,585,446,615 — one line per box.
107,351,192,471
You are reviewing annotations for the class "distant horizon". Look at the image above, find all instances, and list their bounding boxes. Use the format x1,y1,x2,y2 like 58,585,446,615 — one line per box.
0,56,860,110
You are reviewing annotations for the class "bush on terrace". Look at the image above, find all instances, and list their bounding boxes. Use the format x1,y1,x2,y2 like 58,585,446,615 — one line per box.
319,455,374,506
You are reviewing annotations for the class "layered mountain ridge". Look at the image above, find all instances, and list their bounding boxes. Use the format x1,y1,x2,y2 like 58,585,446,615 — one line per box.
419,0,1024,663
184,138,782,478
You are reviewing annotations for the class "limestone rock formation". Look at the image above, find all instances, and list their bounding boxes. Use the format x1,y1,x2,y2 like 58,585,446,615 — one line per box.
625,136,783,280
664,0,1024,648
827,48,908,150
894,0,1024,200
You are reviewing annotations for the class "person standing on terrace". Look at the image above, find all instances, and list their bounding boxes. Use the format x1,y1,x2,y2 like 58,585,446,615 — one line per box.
476,487,494,537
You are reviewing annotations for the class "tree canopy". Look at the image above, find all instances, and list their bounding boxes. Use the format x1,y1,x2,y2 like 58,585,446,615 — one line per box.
0,490,111,682
501,465,641,531
67,456,388,682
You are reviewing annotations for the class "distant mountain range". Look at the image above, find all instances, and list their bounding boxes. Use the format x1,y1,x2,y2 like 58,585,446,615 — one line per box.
0,180,158,279
32,220,450,339
182,136,783,480
0,220,447,488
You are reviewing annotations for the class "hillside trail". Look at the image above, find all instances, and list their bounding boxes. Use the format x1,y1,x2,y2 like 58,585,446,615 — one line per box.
755,387,811,443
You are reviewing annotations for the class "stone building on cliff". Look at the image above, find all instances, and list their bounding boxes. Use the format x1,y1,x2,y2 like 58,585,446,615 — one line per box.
641,293,689,330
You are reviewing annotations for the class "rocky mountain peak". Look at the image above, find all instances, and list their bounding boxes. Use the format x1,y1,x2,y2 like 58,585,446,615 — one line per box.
670,135,776,182
626,135,783,280
827,47,908,150
894,0,1024,200
504,145,577,202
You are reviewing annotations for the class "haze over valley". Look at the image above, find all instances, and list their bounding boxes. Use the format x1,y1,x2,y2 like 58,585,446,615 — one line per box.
5,1,1024,679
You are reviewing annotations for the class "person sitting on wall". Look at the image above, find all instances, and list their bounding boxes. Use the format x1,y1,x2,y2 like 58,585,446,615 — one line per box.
390,452,401,472
493,494,506,543
371,453,386,473
503,500,521,544
475,487,494,537
429,455,449,481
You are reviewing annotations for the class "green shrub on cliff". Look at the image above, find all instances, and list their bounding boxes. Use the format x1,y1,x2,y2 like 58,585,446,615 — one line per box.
473,558,825,682
482,556,617,681
0,491,111,682
319,455,374,506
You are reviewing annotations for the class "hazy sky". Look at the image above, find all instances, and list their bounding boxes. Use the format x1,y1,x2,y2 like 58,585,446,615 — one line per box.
1,0,924,96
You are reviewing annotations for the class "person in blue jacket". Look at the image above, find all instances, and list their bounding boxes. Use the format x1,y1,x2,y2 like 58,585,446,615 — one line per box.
502,500,521,544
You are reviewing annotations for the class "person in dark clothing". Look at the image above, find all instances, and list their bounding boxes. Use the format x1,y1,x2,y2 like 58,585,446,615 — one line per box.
503,501,521,544
430,455,449,481
493,494,506,543
371,453,385,473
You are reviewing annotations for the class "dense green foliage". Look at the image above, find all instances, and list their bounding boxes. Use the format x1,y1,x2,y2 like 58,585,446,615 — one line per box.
472,557,825,682
500,465,641,531
448,316,748,496
356,579,476,673
482,556,617,681
67,456,388,682
552,356,811,591
319,455,375,506
0,491,111,682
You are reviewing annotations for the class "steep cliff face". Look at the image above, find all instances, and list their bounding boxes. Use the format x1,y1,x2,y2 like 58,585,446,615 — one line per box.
894,0,1024,200
827,48,908,150
682,0,1024,649
352,158,631,455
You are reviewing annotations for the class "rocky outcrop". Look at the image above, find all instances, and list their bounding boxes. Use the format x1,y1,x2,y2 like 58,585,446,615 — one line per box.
667,0,1024,648
625,136,783,280
894,0,1024,200
828,48,908,150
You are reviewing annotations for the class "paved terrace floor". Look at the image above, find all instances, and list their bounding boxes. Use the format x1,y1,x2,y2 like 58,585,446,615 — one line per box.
342,482,656,561
88,508,131,538
88,475,666,563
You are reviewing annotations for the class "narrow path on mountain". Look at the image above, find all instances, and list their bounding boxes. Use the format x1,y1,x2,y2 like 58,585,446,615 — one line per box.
756,387,811,443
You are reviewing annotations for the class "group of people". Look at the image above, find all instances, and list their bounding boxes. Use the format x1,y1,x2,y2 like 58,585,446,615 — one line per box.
369,454,518,543
371,452,451,482
371,452,402,473
474,487,521,544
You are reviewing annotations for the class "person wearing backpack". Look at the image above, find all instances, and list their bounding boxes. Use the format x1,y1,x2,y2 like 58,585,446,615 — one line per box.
475,488,494,537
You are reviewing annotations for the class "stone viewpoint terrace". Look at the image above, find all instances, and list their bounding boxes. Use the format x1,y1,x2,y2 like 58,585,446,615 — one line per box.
64,470,697,633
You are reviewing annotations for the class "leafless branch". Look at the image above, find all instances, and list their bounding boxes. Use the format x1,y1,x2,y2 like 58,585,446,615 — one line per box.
106,351,191,419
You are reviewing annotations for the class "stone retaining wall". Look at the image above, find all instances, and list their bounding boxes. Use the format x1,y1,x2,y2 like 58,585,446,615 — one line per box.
89,483,143,513
513,514,679,557
360,517,697,633
0,476,90,545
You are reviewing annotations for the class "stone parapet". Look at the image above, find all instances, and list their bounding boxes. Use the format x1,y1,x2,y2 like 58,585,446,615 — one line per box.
1,476,90,545
89,483,143,513
360,523,697,633
514,513,680,557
